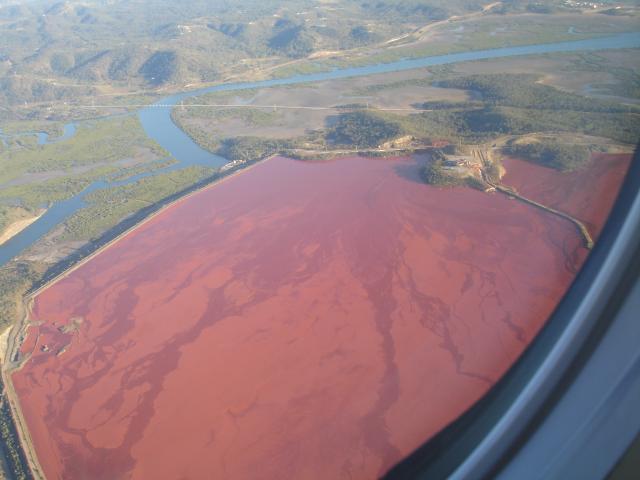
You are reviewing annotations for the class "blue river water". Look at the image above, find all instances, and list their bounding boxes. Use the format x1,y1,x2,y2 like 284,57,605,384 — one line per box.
0,122,77,147
37,123,77,145
1,32,639,267
140,32,640,167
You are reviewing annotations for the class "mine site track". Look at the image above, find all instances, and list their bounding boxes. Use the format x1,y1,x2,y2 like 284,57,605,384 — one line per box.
384,1,504,48
473,147,594,249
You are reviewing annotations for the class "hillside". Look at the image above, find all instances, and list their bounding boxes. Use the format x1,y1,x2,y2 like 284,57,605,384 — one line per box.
3,0,636,112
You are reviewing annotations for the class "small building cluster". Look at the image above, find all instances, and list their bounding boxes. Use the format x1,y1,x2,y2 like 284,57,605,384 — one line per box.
442,155,482,175
220,159,245,171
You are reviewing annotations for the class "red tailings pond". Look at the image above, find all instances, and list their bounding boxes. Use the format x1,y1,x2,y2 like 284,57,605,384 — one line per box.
11,154,630,479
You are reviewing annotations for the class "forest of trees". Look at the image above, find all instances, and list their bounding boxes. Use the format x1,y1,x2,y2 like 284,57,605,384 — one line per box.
504,140,591,171
268,22,315,58
438,74,637,113
420,150,462,186
216,137,292,162
399,105,639,145
138,51,180,86
0,390,30,480
0,261,43,332
419,152,487,189
329,111,402,148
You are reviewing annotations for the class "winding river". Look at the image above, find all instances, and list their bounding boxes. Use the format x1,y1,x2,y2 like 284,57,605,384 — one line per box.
1,32,639,267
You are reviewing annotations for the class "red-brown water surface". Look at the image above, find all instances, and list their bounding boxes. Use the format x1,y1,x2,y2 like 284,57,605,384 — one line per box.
11,154,629,479
502,153,631,273
502,153,630,239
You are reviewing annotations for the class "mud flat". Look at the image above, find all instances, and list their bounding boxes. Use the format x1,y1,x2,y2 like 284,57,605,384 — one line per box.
9,154,628,479
0,212,45,246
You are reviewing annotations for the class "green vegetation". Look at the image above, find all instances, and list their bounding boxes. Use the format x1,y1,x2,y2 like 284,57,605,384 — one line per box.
465,175,488,190
420,152,464,187
0,114,186,340
0,164,222,349
329,111,402,148
0,117,163,184
504,140,591,171
106,158,177,183
437,74,637,113
0,0,495,110
269,11,636,79
170,113,221,153
0,384,30,480
563,50,640,100
0,75,95,107
0,5,635,473
418,100,482,110
0,261,45,332
2,0,633,116
1,177,96,212
0,116,168,222
0,121,63,138
269,22,315,58
216,137,293,162
409,105,639,144
171,106,281,142
378,74,640,145
484,160,502,183
196,108,280,127
170,91,285,152
419,149,486,188
0,164,230,333
176,72,639,165
484,107,639,144
139,51,180,86
349,26,381,45
0,206,34,236
62,166,215,242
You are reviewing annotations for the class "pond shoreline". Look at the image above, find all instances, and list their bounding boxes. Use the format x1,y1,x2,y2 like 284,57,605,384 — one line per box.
1,32,639,479
1,153,277,480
